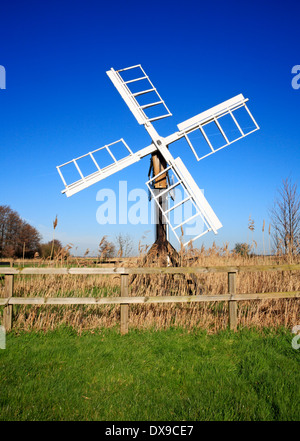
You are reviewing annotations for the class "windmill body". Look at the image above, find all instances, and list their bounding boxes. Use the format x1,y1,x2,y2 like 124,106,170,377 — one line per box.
57,65,259,247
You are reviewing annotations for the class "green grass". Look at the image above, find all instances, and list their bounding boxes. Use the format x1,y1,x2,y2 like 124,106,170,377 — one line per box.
0,327,299,421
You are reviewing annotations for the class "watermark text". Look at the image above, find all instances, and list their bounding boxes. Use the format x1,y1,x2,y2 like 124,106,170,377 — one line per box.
0,65,6,89
292,325,300,350
0,326,6,349
96,181,204,237
291,65,300,90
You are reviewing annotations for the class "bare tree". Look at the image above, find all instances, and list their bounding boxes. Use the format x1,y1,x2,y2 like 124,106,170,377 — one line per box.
115,233,134,257
270,178,300,255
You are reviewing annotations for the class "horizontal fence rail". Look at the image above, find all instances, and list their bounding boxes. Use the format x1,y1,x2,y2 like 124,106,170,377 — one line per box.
0,293,299,306
1,264,300,275
1,265,299,333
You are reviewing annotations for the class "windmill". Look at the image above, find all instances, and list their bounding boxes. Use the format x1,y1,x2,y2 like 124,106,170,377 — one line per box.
56,64,259,261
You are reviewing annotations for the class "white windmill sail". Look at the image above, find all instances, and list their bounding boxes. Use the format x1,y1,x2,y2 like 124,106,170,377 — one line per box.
145,139,222,246
173,94,260,161
106,65,172,124
57,139,156,197
146,156,222,246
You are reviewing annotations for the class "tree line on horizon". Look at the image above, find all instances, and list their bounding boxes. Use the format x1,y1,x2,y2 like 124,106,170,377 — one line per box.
1,178,299,259
0,205,62,259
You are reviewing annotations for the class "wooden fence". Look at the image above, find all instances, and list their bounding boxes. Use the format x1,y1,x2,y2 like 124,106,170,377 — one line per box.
0,265,299,334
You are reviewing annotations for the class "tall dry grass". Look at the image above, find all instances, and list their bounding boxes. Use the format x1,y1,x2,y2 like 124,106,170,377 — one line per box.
0,243,299,333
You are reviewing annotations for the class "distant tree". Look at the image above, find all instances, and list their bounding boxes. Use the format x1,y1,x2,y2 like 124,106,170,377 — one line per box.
16,222,41,258
233,243,250,257
270,178,300,255
0,205,21,256
98,236,115,259
0,205,41,258
115,233,134,257
39,239,63,259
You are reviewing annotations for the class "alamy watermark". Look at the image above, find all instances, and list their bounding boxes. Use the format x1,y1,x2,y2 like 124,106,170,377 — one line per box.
0,326,6,349
291,65,300,90
292,325,300,350
95,181,204,236
0,65,6,89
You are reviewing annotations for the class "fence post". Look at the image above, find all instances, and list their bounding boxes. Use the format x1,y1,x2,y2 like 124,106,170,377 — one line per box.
3,274,14,331
120,273,129,335
228,271,237,331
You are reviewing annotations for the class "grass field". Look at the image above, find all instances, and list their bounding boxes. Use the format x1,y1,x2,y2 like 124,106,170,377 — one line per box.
0,327,299,421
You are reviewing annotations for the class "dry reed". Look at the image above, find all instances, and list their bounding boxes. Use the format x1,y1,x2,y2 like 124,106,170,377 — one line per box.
0,243,299,333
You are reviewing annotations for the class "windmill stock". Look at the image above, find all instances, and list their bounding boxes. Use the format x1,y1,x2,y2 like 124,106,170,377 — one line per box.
57,64,260,250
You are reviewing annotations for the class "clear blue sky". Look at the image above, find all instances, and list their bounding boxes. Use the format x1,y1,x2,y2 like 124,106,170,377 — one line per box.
1,0,299,256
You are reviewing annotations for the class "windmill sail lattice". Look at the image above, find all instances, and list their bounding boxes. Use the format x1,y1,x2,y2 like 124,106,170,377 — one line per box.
57,139,156,197
146,157,222,246
57,64,259,246
176,93,259,161
107,65,172,124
